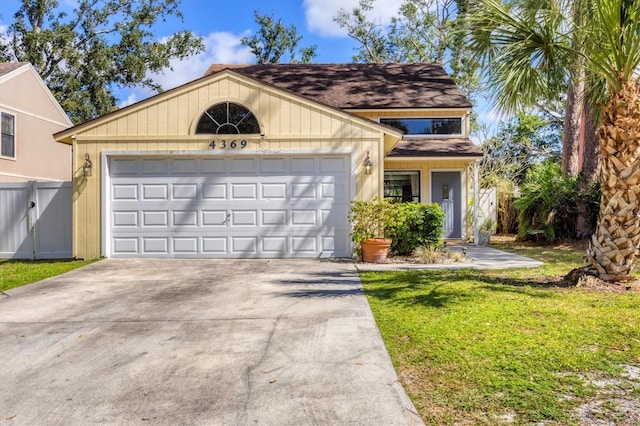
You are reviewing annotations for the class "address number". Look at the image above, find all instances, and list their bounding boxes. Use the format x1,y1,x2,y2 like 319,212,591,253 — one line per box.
209,139,247,149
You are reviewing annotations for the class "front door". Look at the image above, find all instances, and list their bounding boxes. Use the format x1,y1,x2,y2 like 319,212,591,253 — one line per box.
431,172,461,239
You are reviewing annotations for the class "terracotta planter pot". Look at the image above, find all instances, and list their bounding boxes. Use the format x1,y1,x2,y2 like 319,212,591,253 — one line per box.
361,238,392,263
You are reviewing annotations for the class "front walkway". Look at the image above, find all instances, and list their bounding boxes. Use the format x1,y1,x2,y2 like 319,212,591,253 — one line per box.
355,244,543,271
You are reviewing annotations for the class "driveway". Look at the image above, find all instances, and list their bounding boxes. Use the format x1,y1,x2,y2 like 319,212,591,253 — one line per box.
0,259,422,425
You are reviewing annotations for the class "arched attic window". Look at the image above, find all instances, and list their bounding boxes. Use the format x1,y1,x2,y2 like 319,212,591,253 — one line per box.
195,102,261,134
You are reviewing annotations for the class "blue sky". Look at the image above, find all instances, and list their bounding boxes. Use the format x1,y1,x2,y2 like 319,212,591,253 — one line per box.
0,0,495,134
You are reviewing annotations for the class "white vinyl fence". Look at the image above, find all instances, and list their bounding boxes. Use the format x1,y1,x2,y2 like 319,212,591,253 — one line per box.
0,181,72,259
478,188,497,228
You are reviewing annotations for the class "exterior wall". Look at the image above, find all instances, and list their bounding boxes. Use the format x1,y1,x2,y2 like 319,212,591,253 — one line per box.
70,75,387,259
384,158,476,240
0,68,71,182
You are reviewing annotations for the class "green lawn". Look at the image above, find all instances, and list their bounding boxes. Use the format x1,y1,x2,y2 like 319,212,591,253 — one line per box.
360,242,640,425
0,258,98,292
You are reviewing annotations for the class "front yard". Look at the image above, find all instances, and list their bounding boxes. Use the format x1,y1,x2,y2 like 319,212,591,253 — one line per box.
0,259,97,293
361,241,640,425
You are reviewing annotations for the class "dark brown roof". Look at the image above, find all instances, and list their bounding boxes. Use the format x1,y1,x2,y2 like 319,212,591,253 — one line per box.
387,138,482,158
0,62,28,77
204,63,471,109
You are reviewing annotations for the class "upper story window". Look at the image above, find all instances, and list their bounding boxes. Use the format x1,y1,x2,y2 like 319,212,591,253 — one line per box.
379,117,462,136
195,102,261,134
1,112,15,158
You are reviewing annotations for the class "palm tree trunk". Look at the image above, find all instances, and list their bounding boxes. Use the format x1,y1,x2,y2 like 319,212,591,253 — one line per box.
586,79,640,282
562,73,584,177
575,102,601,239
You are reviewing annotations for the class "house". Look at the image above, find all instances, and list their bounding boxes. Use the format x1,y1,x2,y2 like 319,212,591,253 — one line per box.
54,63,482,260
0,62,72,182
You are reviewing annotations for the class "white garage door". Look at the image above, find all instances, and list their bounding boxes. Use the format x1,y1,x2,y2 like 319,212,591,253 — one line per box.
108,155,352,258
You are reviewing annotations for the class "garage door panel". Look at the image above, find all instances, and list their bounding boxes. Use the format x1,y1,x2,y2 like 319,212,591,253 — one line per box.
142,237,169,254
113,185,138,200
262,210,287,226
143,184,168,200
231,183,257,199
290,157,315,173
142,211,168,227
202,211,229,226
261,157,287,173
201,159,226,174
262,236,287,253
109,156,351,258
229,158,257,173
113,237,138,254
171,158,198,174
202,184,227,199
142,159,168,174
113,211,138,227
291,209,317,226
261,183,287,199
202,237,227,253
173,211,198,227
292,237,317,253
231,210,257,226
231,237,257,253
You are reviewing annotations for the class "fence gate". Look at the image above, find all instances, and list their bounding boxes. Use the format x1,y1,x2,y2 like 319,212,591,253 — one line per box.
0,181,72,259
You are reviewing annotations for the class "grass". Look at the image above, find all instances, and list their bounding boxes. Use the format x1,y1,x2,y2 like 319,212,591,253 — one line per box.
360,240,640,425
0,258,97,292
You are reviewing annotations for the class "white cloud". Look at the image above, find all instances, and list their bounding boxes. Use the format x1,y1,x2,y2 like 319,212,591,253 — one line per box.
303,0,403,37
120,31,255,107
151,31,254,90
118,92,138,108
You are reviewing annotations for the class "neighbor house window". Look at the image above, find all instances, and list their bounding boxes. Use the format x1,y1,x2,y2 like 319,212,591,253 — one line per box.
195,102,261,134
384,171,420,202
380,117,462,136
1,112,15,158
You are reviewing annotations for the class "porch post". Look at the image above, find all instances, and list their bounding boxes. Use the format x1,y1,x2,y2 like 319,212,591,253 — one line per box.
473,161,479,245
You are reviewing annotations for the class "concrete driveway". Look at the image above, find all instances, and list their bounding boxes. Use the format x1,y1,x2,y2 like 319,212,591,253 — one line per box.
0,259,422,425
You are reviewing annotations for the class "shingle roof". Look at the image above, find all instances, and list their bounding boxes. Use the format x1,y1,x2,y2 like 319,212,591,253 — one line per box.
204,63,472,110
387,138,482,158
0,62,29,78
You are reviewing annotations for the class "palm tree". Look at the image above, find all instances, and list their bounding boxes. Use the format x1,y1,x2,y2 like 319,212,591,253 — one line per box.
470,0,640,282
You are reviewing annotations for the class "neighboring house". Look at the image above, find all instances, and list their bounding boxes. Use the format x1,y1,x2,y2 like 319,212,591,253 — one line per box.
54,63,482,260
0,62,73,182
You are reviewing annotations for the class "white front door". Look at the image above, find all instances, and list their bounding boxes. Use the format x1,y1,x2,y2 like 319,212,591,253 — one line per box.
431,171,462,239
107,155,351,258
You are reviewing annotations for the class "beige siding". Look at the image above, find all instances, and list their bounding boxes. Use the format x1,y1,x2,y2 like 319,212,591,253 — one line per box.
384,158,476,239
69,73,389,258
0,68,71,182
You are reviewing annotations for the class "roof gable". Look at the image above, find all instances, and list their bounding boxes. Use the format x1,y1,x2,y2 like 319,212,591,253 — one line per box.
204,63,472,110
0,62,73,128
55,69,402,142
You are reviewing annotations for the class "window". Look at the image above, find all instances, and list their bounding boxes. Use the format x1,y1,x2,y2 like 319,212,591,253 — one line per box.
384,171,420,202
195,102,261,134
379,117,462,136
1,112,15,158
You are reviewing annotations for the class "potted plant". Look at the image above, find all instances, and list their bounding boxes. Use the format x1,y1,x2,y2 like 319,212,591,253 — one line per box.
478,218,496,246
349,197,397,263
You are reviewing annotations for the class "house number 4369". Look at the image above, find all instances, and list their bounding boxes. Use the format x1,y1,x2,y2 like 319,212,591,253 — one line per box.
209,140,247,149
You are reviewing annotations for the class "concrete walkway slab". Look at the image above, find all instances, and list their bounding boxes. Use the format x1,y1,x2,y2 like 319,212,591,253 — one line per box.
356,244,543,271
0,259,423,425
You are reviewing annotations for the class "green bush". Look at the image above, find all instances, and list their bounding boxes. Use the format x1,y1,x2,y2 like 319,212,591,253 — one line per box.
387,202,445,255
513,161,577,242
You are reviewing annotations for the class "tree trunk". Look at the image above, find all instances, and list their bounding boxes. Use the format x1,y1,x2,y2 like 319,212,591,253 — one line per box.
585,79,640,282
562,73,584,177
575,102,601,238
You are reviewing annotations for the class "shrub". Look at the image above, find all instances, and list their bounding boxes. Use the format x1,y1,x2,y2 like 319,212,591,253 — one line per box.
513,161,577,242
349,197,398,245
387,202,445,255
